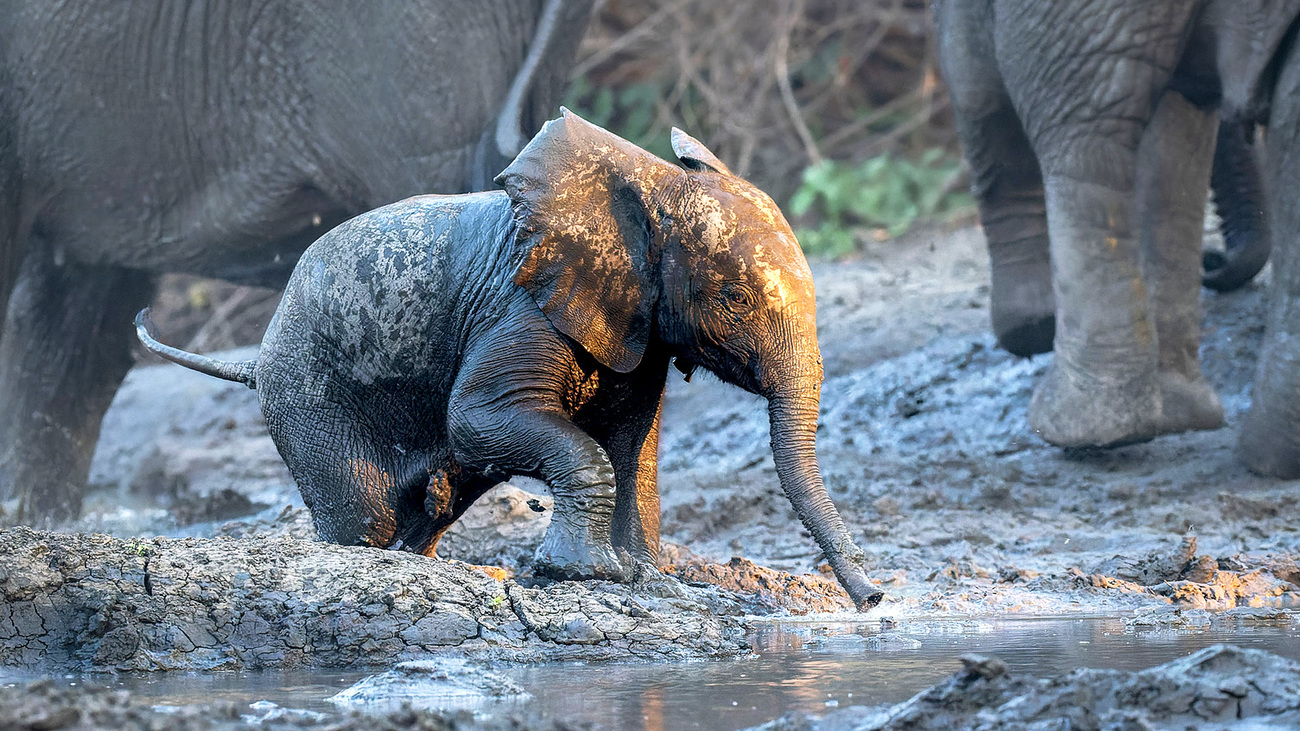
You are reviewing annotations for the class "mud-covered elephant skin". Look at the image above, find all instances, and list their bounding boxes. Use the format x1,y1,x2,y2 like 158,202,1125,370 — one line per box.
0,0,594,525
136,111,883,611
933,0,1300,470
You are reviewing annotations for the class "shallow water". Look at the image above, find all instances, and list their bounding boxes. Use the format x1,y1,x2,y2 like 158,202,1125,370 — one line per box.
8,615,1300,730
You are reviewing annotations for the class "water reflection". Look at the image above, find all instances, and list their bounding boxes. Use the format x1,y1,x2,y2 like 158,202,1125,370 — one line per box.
9,616,1298,731
500,616,1300,729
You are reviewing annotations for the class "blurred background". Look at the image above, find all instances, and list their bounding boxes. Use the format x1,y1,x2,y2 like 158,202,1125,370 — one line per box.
150,0,975,352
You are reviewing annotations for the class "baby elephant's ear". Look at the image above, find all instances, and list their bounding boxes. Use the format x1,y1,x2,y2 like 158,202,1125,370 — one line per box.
671,128,732,175
497,110,666,373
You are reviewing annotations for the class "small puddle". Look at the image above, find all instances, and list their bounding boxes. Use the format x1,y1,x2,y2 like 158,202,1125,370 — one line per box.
6,615,1299,730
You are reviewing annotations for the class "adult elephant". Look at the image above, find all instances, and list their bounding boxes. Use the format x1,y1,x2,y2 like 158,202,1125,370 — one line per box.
975,115,1269,361
0,0,594,525
933,0,1300,473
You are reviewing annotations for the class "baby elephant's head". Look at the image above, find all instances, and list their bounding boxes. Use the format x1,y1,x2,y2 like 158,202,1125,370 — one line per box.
497,109,879,611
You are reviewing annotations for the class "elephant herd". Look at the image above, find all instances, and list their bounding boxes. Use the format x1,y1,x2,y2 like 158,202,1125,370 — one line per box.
1,1,1299,606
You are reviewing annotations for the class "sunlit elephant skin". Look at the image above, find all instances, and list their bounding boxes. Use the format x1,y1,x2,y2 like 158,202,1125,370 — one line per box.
136,111,883,612
0,0,594,525
933,0,1299,462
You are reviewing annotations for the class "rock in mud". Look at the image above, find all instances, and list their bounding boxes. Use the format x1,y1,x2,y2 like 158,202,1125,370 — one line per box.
0,677,584,731
330,658,528,710
661,551,857,615
1124,604,1297,629
1079,536,1300,611
0,528,745,671
752,644,1300,730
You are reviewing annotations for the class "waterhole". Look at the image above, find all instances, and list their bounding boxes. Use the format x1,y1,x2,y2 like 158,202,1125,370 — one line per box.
7,615,1299,730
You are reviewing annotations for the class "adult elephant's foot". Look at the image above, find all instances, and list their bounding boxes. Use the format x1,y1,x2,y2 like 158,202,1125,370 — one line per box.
533,522,628,582
1237,374,1300,479
1029,362,1161,447
1156,371,1225,435
990,261,1056,357
1239,412,1300,478
994,312,1055,358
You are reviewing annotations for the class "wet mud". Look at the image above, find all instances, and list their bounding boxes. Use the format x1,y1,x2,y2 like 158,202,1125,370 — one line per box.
753,644,1300,729
0,677,582,730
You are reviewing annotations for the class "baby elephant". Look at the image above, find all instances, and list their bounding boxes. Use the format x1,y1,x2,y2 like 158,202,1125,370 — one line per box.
136,110,881,611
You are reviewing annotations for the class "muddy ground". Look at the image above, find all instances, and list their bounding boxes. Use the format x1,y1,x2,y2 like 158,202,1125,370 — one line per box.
61,222,1299,621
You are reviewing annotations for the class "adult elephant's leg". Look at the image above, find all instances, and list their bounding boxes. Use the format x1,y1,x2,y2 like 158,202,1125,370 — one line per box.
935,1,1052,356
0,123,21,333
0,250,153,525
1029,140,1162,447
959,105,1053,357
1238,51,1300,477
995,2,1192,447
1136,90,1224,434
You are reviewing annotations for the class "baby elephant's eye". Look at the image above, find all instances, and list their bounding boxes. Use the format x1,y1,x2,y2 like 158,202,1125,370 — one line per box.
720,282,756,315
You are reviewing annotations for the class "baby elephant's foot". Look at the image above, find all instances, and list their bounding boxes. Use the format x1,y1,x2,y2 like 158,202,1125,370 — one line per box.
534,525,628,582
1029,361,1161,448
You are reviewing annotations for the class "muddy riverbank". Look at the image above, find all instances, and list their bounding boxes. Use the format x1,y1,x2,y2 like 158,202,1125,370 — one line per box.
753,644,1300,730
55,223,1300,620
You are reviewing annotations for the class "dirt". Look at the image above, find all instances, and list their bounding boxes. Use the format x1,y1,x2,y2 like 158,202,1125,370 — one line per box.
2,221,1296,662
752,643,1300,729
0,528,747,672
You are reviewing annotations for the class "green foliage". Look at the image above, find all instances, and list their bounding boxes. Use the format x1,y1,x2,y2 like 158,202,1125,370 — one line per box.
789,150,973,257
123,538,153,558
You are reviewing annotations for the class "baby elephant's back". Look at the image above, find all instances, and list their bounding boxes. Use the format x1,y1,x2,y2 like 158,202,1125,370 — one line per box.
263,191,514,385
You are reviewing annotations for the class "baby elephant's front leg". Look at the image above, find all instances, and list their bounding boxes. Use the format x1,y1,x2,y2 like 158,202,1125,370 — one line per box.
538,445,625,581
450,406,627,581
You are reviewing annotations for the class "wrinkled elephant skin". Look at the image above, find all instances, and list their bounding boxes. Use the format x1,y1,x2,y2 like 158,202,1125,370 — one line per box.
136,111,882,612
935,0,1300,473
0,0,594,525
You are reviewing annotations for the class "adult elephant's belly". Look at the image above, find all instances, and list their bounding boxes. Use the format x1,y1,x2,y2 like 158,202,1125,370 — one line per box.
42,172,353,287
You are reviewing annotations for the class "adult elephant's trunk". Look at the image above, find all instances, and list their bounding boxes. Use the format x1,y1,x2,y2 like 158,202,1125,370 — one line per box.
767,392,882,611
1203,119,1270,291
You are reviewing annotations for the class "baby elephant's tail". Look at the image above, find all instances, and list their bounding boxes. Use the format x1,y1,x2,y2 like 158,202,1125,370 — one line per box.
134,308,257,388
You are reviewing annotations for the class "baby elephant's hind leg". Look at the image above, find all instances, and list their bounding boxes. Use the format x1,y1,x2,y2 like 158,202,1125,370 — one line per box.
265,401,414,550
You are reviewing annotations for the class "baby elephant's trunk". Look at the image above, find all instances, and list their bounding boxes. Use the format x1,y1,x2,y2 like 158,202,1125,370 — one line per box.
767,393,883,611
134,308,258,387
